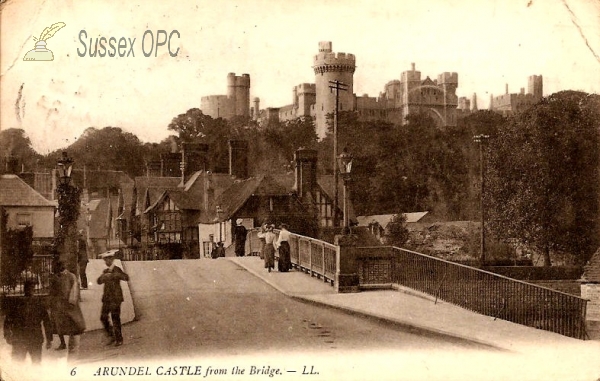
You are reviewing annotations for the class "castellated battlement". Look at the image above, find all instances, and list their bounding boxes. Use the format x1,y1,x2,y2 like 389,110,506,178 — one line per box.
313,52,356,74
314,52,356,64
295,83,316,94
438,72,458,84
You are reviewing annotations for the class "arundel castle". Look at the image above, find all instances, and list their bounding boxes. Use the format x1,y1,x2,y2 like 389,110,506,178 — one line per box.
200,41,543,138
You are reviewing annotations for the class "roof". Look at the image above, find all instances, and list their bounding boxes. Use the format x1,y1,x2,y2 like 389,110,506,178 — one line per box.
356,212,429,227
316,175,357,223
80,196,120,239
133,176,182,214
196,174,295,224
70,169,133,190
582,248,600,283
0,174,55,207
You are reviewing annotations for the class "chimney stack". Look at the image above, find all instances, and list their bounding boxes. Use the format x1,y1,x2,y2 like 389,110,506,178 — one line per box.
181,143,209,184
4,155,19,175
228,140,249,179
293,149,318,200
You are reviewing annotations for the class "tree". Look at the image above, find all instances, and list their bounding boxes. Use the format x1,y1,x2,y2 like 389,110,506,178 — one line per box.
54,181,82,272
168,108,232,172
0,128,41,172
39,127,148,178
383,213,410,247
486,91,600,266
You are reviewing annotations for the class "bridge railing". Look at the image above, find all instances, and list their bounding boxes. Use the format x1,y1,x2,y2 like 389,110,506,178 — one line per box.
247,229,337,285
357,246,588,340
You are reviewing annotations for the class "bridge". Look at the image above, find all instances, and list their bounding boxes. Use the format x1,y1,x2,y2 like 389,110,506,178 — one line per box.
241,229,589,340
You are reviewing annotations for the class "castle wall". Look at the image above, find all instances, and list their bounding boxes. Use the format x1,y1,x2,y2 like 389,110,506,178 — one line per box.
200,95,235,119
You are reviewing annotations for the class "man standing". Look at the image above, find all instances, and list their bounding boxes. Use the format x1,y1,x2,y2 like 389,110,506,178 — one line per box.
97,250,129,346
234,219,247,257
3,280,53,363
77,230,89,289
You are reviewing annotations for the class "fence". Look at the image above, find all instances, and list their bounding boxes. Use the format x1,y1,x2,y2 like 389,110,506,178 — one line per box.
1,255,53,297
357,246,588,340
248,229,337,285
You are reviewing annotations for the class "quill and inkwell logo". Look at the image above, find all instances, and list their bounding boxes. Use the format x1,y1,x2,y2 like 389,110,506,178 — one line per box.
23,22,66,61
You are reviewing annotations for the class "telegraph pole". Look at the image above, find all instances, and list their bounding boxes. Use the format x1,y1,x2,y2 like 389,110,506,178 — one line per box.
329,80,348,228
473,134,489,266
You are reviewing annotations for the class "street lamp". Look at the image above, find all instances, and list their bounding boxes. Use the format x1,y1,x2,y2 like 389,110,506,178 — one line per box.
473,134,489,266
216,205,223,242
56,151,73,186
337,148,353,233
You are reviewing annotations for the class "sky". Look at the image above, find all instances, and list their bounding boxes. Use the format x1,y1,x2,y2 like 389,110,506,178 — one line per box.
1,0,599,154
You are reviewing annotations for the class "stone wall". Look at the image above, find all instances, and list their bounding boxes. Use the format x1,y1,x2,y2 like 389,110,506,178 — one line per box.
581,283,600,321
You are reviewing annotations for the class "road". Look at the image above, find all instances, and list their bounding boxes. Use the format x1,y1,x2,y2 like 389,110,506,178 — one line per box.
76,259,487,363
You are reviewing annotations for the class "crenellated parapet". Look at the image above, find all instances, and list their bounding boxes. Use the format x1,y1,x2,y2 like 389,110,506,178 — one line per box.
295,83,316,95
313,52,356,75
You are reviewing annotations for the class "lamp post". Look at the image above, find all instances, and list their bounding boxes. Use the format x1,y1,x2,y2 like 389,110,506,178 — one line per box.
216,205,223,242
55,152,80,271
473,134,489,266
337,148,353,233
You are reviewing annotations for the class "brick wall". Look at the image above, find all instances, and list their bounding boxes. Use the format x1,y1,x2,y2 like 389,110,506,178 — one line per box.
581,284,600,321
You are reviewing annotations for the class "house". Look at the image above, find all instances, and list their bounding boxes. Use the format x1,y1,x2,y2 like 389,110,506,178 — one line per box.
0,174,56,252
581,248,600,323
120,141,356,259
357,212,429,243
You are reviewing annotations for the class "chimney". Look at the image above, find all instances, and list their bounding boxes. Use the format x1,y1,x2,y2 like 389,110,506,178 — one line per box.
181,143,209,184
293,149,318,200
4,155,19,175
505,83,509,95
228,140,249,179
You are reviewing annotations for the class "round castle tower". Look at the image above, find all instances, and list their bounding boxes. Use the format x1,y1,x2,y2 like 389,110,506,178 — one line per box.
313,41,355,139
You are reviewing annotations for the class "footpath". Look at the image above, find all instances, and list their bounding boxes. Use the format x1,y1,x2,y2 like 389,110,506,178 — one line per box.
0,259,135,380
229,256,600,353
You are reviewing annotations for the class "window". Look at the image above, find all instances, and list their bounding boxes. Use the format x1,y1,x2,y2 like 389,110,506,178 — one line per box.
203,242,213,257
16,213,32,226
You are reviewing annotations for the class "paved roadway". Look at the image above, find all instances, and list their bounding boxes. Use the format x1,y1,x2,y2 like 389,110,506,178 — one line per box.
76,259,490,362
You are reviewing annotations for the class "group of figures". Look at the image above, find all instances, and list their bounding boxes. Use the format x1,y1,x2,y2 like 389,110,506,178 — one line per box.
257,223,291,273
2,260,85,362
2,248,129,364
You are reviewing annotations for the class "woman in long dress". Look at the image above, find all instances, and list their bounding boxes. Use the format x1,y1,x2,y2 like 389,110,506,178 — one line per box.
258,225,276,272
51,261,85,353
276,224,291,272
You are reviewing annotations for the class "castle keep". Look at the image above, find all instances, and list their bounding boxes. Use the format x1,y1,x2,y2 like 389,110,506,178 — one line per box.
199,41,542,137
200,73,250,119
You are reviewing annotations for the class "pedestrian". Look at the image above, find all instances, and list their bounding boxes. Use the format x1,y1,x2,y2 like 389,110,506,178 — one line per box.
48,262,67,350
211,241,225,259
97,250,129,347
258,224,276,272
51,261,86,354
77,230,89,289
276,224,292,272
234,219,247,257
2,280,53,364
258,223,267,260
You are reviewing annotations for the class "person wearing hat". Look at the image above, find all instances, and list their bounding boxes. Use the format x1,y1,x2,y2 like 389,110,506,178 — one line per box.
275,224,292,272
233,218,247,257
97,250,129,347
47,260,85,354
258,224,277,272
